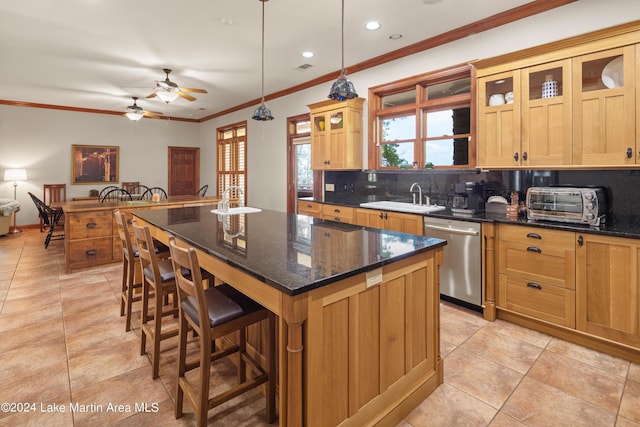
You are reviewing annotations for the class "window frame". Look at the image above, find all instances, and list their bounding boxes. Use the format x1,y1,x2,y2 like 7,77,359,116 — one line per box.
368,63,474,170
216,121,247,202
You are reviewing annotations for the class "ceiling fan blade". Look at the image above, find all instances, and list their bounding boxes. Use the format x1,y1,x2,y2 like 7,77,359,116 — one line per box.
180,87,208,94
143,111,164,118
177,91,196,102
146,92,157,99
145,110,164,115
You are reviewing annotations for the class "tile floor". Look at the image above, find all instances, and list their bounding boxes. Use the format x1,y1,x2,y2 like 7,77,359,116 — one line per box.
0,230,639,426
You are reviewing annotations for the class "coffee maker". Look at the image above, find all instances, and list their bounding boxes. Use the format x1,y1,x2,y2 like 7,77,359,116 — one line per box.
452,182,485,214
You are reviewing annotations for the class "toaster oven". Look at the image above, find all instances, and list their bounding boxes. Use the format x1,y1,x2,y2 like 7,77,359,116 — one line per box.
526,187,607,226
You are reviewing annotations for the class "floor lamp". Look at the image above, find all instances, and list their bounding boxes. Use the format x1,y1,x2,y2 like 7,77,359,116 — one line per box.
4,168,27,234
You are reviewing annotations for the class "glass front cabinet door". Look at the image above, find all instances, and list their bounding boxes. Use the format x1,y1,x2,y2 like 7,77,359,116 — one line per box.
477,70,522,168
572,46,636,166
521,59,573,167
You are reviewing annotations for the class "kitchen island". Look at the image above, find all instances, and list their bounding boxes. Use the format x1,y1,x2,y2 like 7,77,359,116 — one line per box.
132,206,446,426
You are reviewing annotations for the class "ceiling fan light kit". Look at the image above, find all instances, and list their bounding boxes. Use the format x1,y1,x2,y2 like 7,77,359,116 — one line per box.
252,0,274,121
155,86,180,103
328,0,358,101
147,68,207,104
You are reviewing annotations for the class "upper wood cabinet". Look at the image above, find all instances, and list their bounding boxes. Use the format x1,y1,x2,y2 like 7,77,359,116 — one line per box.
309,98,365,170
477,70,521,168
572,46,636,166
475,21,640,169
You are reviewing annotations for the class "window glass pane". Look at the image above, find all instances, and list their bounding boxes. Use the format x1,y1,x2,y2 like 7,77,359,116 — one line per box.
426,78,470,100
236,127,246,137
425,136,469,166
296,143,313,192
382,115,415,142
380,142,414,168
381,90,416,108
296,121,311,134
426,108,470,138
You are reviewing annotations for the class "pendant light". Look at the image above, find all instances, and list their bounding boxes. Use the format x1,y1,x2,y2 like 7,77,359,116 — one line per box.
328,0,358,101
252,0,274,121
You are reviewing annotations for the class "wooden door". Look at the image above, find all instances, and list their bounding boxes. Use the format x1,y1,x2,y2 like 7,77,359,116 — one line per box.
168,146,200,196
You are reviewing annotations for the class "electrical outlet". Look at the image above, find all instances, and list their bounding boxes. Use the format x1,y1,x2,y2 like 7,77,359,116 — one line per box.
325,183,335,191
366,268,382,288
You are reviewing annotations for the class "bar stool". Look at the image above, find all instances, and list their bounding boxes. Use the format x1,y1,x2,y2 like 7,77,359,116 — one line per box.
132,222,181,379
113,209,143,332
167,236,276,426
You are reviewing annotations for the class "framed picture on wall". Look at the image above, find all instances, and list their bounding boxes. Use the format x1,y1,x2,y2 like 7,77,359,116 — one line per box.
71,144,119,184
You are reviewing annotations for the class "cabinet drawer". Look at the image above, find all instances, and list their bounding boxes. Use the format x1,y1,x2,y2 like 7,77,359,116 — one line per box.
499,240,575,289
322,204,354,223
68,237,113,270
68,211,113,239
498,275,575,328
499,224,575,250
298,200,323,217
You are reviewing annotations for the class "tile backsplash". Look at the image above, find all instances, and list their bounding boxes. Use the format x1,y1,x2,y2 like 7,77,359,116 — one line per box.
323,169,640,218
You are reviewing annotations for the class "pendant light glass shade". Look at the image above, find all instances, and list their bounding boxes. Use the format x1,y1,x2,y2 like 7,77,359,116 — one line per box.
252,0,274,121
328,0,358,100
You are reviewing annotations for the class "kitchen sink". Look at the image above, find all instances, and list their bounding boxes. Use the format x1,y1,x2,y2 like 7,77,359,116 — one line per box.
359,201,446,214
210,206,262,215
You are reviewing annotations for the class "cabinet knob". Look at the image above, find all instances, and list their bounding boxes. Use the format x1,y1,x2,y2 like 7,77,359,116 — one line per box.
522,152,528,161
86,249,97,256
86,222,97,228
526,233,542,240
627,148,633,159
526,246,542,253
577,235,584,246
513,152,519,161
526,282,542,290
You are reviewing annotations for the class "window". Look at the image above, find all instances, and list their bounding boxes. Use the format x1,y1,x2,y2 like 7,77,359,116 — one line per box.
369,65,472,169
217,121,246,202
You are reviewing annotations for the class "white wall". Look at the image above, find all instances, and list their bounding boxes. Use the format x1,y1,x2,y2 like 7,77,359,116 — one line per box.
0,106,198,226
2,0,638,225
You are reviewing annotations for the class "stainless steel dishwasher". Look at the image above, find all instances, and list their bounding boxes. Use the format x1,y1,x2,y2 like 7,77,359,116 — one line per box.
424,216,482,311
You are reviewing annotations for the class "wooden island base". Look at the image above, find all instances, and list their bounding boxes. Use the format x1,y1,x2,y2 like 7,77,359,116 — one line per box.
137,213,444,426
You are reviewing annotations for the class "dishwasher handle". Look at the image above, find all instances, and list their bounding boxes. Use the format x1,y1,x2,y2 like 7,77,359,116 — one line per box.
425,224,479,236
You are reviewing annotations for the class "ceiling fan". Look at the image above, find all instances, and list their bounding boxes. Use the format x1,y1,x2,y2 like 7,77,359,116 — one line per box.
124,97,164,121
146,68,207,103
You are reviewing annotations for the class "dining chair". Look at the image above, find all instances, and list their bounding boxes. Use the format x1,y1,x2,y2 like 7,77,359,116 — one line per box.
113,209,143,332
130,184,150,199
28,192,64,248
195,184,208,197
132,222,181,379
121,181,139,193
42,184,66,231
101,188,132,203
167,236,276,426
140,187,168,200
98,185,119,199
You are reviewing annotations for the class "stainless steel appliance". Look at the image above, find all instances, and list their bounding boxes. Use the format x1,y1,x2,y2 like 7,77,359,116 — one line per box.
526,186,607,226
424,216,482,310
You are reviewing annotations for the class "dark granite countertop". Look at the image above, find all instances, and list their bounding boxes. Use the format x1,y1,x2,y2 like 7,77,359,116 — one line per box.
133,206,446,296
302,197,640,240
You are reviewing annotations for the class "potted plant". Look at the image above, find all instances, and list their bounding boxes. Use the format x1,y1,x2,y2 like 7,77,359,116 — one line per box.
89,189,99,197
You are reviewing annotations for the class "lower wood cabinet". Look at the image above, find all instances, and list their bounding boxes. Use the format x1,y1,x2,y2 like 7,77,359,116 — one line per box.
576,233,640,349
322,204,354,223
355,208,423,235
495,223,640,361
297,200,323,218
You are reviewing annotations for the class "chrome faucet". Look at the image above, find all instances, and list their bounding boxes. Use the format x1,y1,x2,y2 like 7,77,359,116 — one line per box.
409,182,422,206
221,185,244,211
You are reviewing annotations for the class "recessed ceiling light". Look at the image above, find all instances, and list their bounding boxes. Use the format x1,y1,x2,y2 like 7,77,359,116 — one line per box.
365,21,381,31
220,18,233,25
302,51,314,58
389,34,403,40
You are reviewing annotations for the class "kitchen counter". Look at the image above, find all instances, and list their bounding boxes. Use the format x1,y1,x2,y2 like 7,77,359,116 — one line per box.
133,206,446,426
133,206,446,295
301,197,640,239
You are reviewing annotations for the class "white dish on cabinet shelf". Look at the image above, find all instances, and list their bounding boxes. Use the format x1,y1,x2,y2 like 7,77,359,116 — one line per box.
601,56,623,88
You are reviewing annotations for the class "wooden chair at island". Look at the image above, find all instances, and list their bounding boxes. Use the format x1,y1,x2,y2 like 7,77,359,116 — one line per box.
113,209,143,332
132,222,181,379
101,188,132,203
42,184,66,232
167,236,276,426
